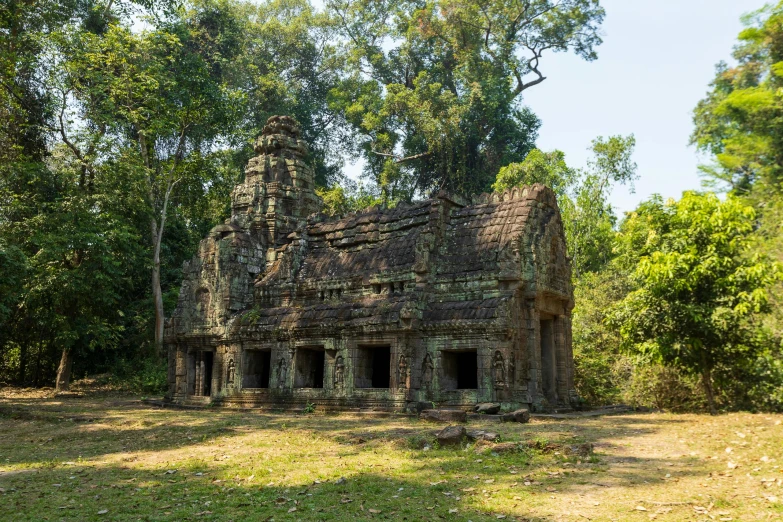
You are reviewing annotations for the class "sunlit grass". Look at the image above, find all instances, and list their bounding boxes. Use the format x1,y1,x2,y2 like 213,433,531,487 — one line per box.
1,393,782,521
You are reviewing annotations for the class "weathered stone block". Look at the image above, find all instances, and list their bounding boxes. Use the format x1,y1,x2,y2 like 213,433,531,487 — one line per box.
466,430,499,442
500,409,530,423
474,402,501,414
436,425,466,446
420,409,467,423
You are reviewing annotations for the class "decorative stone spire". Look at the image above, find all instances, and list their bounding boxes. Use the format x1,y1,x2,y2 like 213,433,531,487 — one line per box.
229,116,322,259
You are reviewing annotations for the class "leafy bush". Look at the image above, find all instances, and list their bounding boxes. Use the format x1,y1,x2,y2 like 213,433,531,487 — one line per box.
619,363,706,412
109,356,168,395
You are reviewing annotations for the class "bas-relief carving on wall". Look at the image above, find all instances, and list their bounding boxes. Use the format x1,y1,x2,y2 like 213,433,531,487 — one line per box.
420,353,434,390
398,354,409,389
333,355,345,389
493,351,506,389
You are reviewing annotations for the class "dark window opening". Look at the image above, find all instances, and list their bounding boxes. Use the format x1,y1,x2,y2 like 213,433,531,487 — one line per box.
372,284,381,294
190,351,213,396
355,345,391,388
320,290,325,301
389,282,396,294
243,350,271,388
441,350,478,390
540,319,557,403
294,347,325,388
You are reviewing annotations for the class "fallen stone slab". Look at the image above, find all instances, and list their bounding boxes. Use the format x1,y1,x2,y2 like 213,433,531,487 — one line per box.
484,442,521,454
500,408,530,423
466,430,500,442
420,409,467,423
436,425,466,446
563,442,594,457
474,402,501,414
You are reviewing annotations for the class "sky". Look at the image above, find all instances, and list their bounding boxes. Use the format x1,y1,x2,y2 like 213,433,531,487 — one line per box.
331,0,769,215
520,0,768,215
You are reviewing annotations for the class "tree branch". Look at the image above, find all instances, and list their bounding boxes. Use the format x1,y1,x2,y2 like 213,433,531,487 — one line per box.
51,89,98,186
371,148,432,164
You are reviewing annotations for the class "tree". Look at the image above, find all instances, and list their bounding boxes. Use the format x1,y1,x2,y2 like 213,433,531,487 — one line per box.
691,2,783,194
49,6,245,356
327,0,605,199
609,192,781,414
492,149,576,197
229,0,350,187
1,0,353,388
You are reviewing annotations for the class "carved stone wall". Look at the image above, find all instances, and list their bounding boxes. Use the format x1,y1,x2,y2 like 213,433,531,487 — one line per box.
165,116,576,412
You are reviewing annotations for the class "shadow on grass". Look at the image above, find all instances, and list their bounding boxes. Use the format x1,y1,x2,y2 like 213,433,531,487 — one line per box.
0,396,710,521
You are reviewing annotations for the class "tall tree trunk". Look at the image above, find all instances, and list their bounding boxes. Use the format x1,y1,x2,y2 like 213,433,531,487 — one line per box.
140,129,182,357
55,347,74,392
34,338,45,387
702,366,716,415
151,218,165,356
18,341,27,385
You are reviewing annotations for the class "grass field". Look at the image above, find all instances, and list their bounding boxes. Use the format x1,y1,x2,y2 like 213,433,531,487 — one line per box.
0,388,781,522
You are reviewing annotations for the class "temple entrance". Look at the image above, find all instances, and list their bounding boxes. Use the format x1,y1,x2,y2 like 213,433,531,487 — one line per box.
243,350,271,388
540,318,557,403
294,347,325,388
190,351,213,397
355,345,391,388
441,350,478,390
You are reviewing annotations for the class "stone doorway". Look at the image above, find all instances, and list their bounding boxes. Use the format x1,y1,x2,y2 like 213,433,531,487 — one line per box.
294,347,325,388
540,318,557,404
243,350,271,388
190,351,213,397
441,350,478,390
355,345,391,388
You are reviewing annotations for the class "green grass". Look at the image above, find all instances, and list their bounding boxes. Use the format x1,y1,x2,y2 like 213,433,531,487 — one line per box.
0,390,782,521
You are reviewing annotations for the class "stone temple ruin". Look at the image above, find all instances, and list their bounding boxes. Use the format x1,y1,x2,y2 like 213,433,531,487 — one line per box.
165,115,576,412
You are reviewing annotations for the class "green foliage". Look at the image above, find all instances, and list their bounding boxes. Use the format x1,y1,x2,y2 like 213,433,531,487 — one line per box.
618,364,706,412
691,1,783,193
571,270,627,406
316,183,384,216
492,150,576,197
609,192,782,413
327,0,605,198
108,356,168,395
0,0,352,387
685,3,783,412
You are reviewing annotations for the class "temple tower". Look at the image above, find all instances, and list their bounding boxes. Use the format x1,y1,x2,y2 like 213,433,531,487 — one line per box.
230,115,321,262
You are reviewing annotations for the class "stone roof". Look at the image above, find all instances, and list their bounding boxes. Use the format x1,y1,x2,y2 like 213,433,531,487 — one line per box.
300,202,432,279
288,184,560,284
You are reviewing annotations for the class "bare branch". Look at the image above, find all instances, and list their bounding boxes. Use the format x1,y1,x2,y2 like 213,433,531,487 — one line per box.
371,148,432,164
51,89,98,184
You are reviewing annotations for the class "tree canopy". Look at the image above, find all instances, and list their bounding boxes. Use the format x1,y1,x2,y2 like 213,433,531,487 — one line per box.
691,1,783,195
327,0,605,201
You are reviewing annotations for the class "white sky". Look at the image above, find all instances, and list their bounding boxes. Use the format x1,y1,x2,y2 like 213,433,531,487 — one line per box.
321,0,767,215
